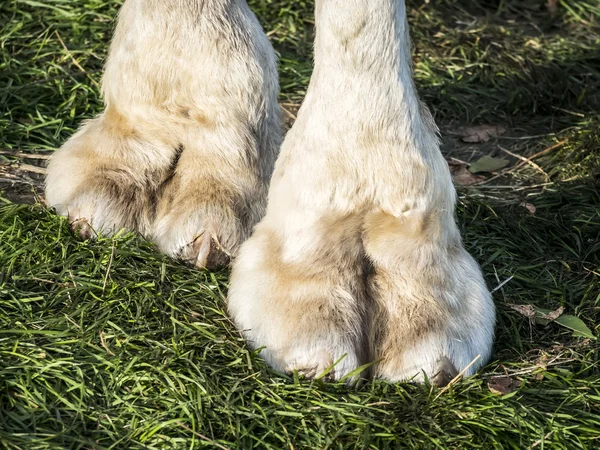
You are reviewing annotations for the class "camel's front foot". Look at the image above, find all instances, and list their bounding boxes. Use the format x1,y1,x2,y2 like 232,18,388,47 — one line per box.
228,215,369,382
363,209,496,385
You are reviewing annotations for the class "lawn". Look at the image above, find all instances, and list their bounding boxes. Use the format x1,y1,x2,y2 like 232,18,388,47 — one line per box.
1,0,600,448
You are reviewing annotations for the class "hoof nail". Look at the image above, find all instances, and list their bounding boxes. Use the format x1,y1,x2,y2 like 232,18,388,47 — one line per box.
182,232,230,269
69,217,94,240
432,357,458,387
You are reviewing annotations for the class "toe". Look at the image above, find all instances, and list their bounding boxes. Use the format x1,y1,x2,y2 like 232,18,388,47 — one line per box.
431,356,458,387
285,350,335,381
69,216,95,240
182,232,231,269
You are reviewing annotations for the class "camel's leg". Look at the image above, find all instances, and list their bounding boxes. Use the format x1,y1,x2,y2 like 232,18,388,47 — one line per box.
45,0,282,265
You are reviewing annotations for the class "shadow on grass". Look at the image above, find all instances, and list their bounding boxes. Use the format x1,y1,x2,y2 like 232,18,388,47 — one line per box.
408,0,600,126
458,177,600,359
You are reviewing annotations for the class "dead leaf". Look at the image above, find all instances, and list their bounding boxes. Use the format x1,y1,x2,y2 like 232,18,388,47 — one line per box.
459,125,506,143
543,306,565,322
447,161,484,186
521,202,537,214
547,0,558,16
534,308,596,339
511,305,597,339
488,375,522,395
508,304,536,319
453,167,485,185
447,160,465,172
469,155,510,174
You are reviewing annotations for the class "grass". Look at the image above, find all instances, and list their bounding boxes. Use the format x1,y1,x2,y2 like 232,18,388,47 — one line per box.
1,0,599,448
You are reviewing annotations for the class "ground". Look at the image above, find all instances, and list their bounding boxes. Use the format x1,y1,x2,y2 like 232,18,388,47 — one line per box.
1,0,599,448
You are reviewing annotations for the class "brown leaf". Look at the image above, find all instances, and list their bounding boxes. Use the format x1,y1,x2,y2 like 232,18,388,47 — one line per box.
543,306,565,322
521,202,537,214
448,161,485,186
488,375,522,395
508,304,536,319
459,125,506,143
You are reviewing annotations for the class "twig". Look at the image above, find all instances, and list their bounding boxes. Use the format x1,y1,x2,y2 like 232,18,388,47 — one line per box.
530,430,555,449
0,150,52,159
492,267,508,303
18,164,47,175
102,242,116,294
448,156,470,166
498,133,557,140
499,360,578,378
434,354,481,400
99,331,115,356
64,314,83,331
475,139,567,186
485,353,576,378
54,30,100,88
498,146,549,180
471,182,555,190
551,106,585,118
281,105,298,121
0,177,32,185
491,276,514,294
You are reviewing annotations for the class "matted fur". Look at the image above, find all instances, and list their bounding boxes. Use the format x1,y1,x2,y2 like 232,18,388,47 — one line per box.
45,0,282,267
228,0,496,383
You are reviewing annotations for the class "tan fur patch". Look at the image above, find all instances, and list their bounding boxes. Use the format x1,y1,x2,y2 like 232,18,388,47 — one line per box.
102,107,136,137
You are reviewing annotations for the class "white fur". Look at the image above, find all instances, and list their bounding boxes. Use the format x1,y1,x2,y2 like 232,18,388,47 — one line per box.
228,0,495,383
45,0,282,266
